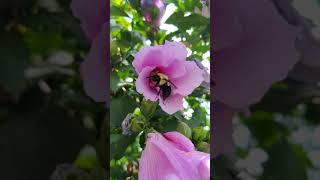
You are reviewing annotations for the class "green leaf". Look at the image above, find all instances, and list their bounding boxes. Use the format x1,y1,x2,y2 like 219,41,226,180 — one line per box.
212,155,240,180
140,99,157,119
166,12,209,30
111,72,120,93
24,31,64,54
262,141,308,180
110,96,137,128
111,6,129,17
243,111,288,149
0,32,29,97
110,134,136,159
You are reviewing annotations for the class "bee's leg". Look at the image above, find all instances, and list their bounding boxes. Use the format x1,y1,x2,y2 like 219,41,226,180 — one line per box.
153,82,160,88
155,89,161,101
169,80,177,88
162,98,166,105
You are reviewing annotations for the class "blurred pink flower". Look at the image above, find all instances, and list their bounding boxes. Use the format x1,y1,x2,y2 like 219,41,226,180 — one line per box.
71,0,106,41
71,0,108,103
273,0,320,83
139,131,210,180
133,41,203,114
212,0,300,157
141,0,166,27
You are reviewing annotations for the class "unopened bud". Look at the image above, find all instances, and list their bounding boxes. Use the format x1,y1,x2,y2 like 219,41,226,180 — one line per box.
122,113,134,135
130,116,146,133
192,127,208,142
74,145,99,171
141,0,166,27
197,141,210,153
177,121,192,138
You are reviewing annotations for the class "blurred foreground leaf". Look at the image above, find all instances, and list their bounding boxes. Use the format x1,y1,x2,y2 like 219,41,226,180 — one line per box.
0,32,29,97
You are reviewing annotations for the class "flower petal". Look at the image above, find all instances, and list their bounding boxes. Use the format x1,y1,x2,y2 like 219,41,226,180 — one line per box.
212,101,236,157
163,41,188,62
213,0,244,51
139,133,198,180
80,23,108,102
138,135,183,180
161,60,186,79
163,131,195,152
136,66,158,101
172,61,204,96
159,94,184,115
213,0,299,108
71,0,106,40
133,46,169,73
198,156,210,180
132,41,188,74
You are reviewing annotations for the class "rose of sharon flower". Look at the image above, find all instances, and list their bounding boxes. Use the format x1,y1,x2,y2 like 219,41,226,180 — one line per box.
272,0,320,83
133,41,203,114
212,0,299,157
139,132,210,180
71,0,108,103
141,0,166,27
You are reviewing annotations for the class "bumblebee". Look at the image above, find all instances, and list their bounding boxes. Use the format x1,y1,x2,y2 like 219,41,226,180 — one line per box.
158,82,172,101
147,70,176,101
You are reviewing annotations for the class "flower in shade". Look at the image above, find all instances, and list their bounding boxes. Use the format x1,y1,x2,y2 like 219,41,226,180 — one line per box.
71,0,108,103
139,131,210,180
141,0,166,27
212,0,300,157
272,0,320,83
132,41,203,114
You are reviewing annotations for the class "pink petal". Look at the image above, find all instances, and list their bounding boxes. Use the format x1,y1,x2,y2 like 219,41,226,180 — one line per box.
133,46,169,73
185,151,210,179
138,136,183,180
163,41,188,62
213,0,299,108
136,66,158,101
163,131,195,152
132,41,187,74
212,101,236,157
132,46,152,73
159,94,184,115
80,23,108,102
198,156,210,180
71,0,106,40
139,133,198,180
172,61,204,96
161,60,186,79
213,0,244,51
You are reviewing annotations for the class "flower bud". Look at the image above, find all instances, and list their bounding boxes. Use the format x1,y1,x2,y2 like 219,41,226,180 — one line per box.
74,145,99,171
197,141,210,153
177,121,192,138
130,116,146,133
192,127,208,142
194,60,210,91
122,113,134,135
141,0,166,27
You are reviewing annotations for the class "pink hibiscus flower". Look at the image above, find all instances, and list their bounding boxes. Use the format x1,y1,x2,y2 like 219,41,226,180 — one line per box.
212,0,300,157
71,0,108,103
139,131,210,180
132,41,204,114
141,0,166,27
273,0,320,83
